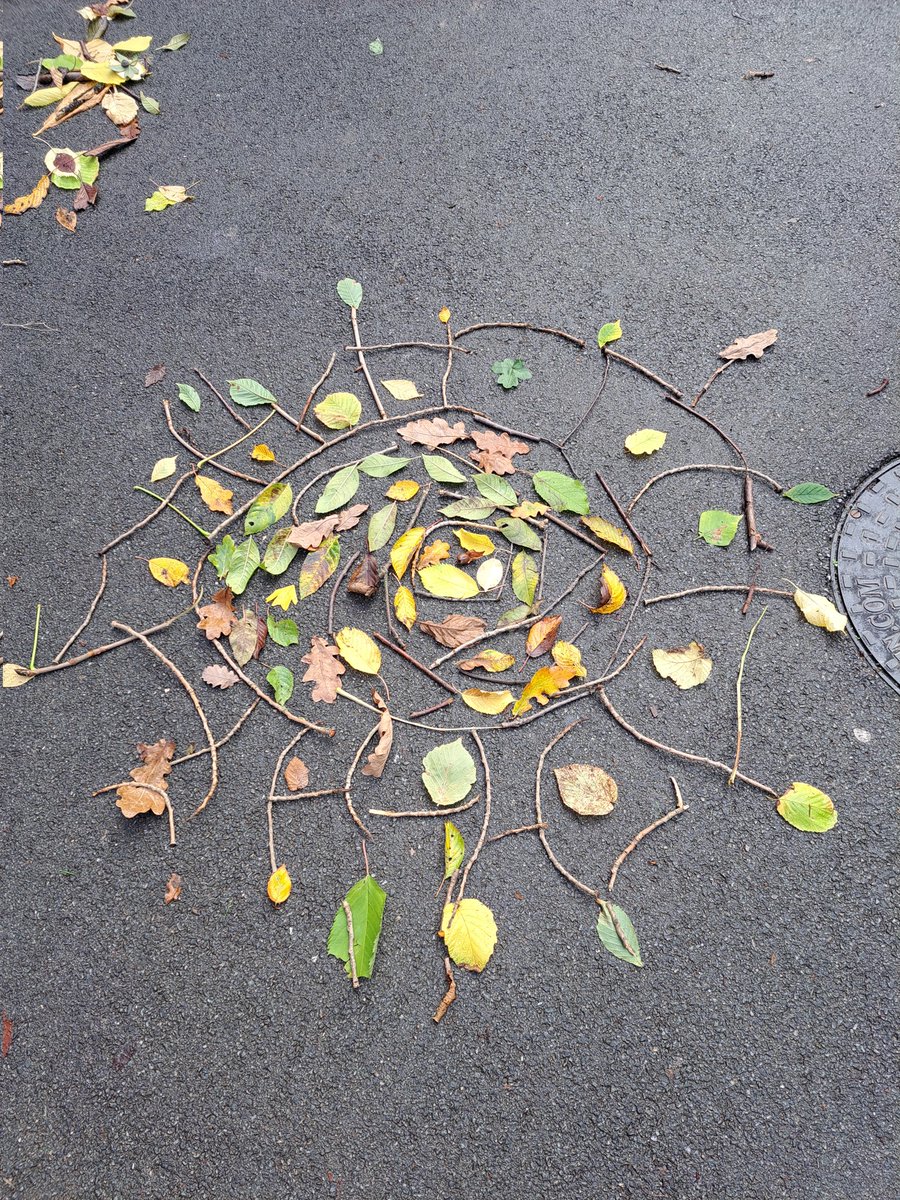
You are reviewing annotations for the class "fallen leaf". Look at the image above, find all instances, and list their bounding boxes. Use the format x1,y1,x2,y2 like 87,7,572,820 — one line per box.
461,688,514,715
195,474,234,515
101,89,138,125
284,757,310,791
176,383,201,411
250,443,276,462
196,586,237,640
510,500,548,519
783,481,839,505
4,175,51,215
420,563,479,599
144,363,167,387
359,452,411,477
6,577,19,589
201,664,239,689
458,649,516,673
793,587,847,634
720,329,778,360
443,497,497,521
440,898,497,971
347,552,381,598
551,641,587,678
369,37,384,55
267,665,294,705
225,537,259,595
314,391,362,429
423,739,477,806
289,515,341,550
327,875,387,980
2,1012,13,1058
336,627,382,674
526,615,562,658
164,873,182,904
55,206,77,232
554,763,618,816
511,664,577,715
140,92,160,114
492,358,531,390
652,642,712,689
229,609,266,667
419,613,486,648
391,527,426,579
72,183,98,211
228,378,277,407
301,636,346,703
698,509,742,547
386,479,420,501
261,528,299,576
439,306,451,323
381,379,422,402
267,614,299,646
476,558,504,591
148,557,189,587
245,481,292,536
776,781,837,832
532,470,589,515
597,902,643,966
511,550,538,606
150,455,177,482
2,664,33,689
394,585,417,631
265,584,298,611
361,692,393,778
475,472,518,507
416,539,451,571
336,277,363,308
316,464,361,514
398,416,468,449
115,738,175,818
495,516,543,550
625,428,667,455
597,319,622,349
267,864,291,905
145,185,193,213
423,454,468,484
455,528,495,556
468,430,530,475
298,536,341,599
590,564,627,614
443,821,465,879
581,515,634,555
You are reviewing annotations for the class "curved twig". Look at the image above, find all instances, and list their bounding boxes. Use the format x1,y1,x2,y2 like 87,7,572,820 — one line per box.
627,463,785,512
162,400,267,485
345,727,378,837
349,308,387,419
535,720,600,900
644,583,793,607
267,730,309,873
172,698,260,764
604,348,682,397
298,352,337,430
595,470,655,560
453,321,585,349
345,340,473,355
99,470,193,555
210,639,335,736
447,732,492,912
24,603,196,679
94,780,176,845
691,359,732,408
369,794,480,819
560,352,610,445
608,777,687,893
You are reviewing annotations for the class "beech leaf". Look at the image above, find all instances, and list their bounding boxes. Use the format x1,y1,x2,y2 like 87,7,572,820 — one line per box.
526,615,562,658
625,428,667,456
336,277,363,309
284,757,310,792
419,613,486,648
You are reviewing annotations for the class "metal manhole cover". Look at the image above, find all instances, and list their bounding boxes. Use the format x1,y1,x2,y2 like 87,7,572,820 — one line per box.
831,457,900,694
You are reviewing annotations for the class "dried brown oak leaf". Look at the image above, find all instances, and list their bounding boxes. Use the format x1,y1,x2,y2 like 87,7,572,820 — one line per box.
398,417,468,449
719,329,778,361
361,692,393,779
144,363,167,387
196,587,237,640
419,613,487,649
201,664,239,689
288,505,367,550
116,738,175,818
284,756,310,792
301,636,346,703
468,430,530,475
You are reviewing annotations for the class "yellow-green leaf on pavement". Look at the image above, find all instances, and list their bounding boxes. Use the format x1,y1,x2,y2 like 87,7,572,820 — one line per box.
316,464,361,514
776,782,837,832
368,502,398,552
698,509,741,547
443,821,465,880
793,587,847,634
597,902,643,967
441,898,497,972
422,738,476,806
314,391,362,429
511,550,538,606
335,627,382,674
244,481,292,535
381,379,422,402
419,563,479,599
461,688,514,715
597,319,622,349
150,455,177,482
581,515,634,555
624,428,667,456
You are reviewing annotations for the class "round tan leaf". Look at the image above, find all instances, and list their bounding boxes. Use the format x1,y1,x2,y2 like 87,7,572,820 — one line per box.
554,763,618,816
652,642,713,689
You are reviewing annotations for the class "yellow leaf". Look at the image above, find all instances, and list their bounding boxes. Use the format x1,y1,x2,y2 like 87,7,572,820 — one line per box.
101,89,138,126
554,763,618,816
394,585,417,631
624,428,667,455
454,528,496,555
652,642,713,689
83,38,116,63
266,585,298,611
112,35,153,52
267,865,292,905
510,500,549,518
590,564,627,614
336,627,382,674
148,557,190,587
441,898,498,972
512,664,577,716
461,688,514,715
476,558,504,591
159,185,191,204
4,175,51,215
551,641,587,679
458,649,516,673
195,474,234,515
416,539,450,572
390,526,426,579
79,61,127,85
150,455,177,482
250,443,276,462
581,515,634,554
793,587,847,634
2,663,33,689
385,479,420,501
53,35,83,56
381,379,422,402
438,307,451,324
419,563,479,599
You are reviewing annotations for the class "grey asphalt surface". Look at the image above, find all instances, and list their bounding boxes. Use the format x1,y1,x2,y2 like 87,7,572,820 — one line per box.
1,2,898,1197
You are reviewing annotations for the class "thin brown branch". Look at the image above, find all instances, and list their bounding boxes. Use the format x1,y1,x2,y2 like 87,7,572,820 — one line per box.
193,368,251,430
350,307,387,419
408,696,456,720
267,730,309,872
447,732,492,911
94,780,176,845
486,822,547,843
171,699,260,765
453,320,585,349
298,352,337,429
560,352,610,445
345,727,378,837
691,359,732,407
372,632,460,694
328,551,360,634
270,787,345,802
162,400,267,484
433,955,457,1023
290,443,397,520
98,470,192,555
603,556,652,674
24,603,195,679
604,348,683,397
595,469,655,561
608,776,688,893
535,720,600,900
342,899,360,988
345,340,473,355
644,584,793,607
542,510,606,554
627,463,785,512
369,794,480,819
210,639,335,736
441,321,454,408
53,554,108,662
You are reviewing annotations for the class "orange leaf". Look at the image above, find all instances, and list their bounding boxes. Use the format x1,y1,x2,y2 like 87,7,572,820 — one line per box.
4,175,51,215
526,615,562,658
250,443,276,462
284,757,310,791
267,865,292,905
115,739,175,818
195,474,234,515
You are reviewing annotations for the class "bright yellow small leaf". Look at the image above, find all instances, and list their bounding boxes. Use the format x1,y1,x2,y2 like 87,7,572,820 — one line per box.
438,307,451,324
336,627,382,674
381,379,422,402
624,428,667,456
440,898,498,972
454,528,496,555
590,564,627,614
510,500,549,519
390,527,426,579
2,663,33,689
267,864,292,904
148,557,190,587
793,587,847,634
385,479,420,501
461,688,515,715
551,641,587,678
79,61,127,85
581,515,634,555
394,585,417,631
266,585,298,611
112,35,153,52
195,474,234,515
652,642,713,689
250,443,276,462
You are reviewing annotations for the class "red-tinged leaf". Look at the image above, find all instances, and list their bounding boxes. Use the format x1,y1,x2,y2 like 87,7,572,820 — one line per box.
252,612,268,659
201,664,239,689
398,416,468,449
361,692,393,778
144,363,167,387
301,636,346,704
419,613,487,648
196,586,237,640
284,756,310,791
525,615,562,659
347,551,380,598
298,536,340,599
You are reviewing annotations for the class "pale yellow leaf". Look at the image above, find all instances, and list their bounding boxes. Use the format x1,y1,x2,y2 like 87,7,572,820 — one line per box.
460,688,514,715
581,515,634,555
440,898,498,972
112,35,153,53
438,307,451,324
476,557,504,591
793,587,847,634
554,763,618,816
150,455,177,482
455,528,495,555
335,627,382,674
101,89,138,125
624,428,667,456
381,379,422,402
419,563,479,599
458,649,516,673
652,642,713,689
2,664,33,689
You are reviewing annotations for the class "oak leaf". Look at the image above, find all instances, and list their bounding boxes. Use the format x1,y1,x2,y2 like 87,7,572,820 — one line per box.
196,587,236,640
201,664,239,689
719,328,778,361
419,613,486,648
397,416,468,449
468,430,530,475
301,636,346,703
284,757,310,792
115,739,175,818
416,539,451,571
512,664,578,716
361,692,393,778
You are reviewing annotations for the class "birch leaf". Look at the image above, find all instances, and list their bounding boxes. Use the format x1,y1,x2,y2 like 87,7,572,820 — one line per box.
698,509,741,547
390,527,426,578
581,515,634,555
776,782,838,832
176,383,201,411
596,319,623,349
625,429,667,455
381,379,422,402
150,456,177,482
441,898,497,972
267,613,299,646
148,557,189,587
597,903,643,967
195,474,234,515
394,585,417,631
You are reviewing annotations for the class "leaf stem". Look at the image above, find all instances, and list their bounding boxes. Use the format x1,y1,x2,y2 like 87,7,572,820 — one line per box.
132,487,212,539
29,603,42,671
195,408,276,470
729,606,768,785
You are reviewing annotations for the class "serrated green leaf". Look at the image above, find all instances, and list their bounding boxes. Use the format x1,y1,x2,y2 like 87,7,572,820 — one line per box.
314,391,362,430
244,481,292,535
266,613,299,647
266,665,294,705
176,382,201,411
596,320,622,349
698,509,742,547
419,563,480,599
261,526,300,575
532,470,589,515
298,535,340,598
491,358,532,389
358,453,411,478
443,821,465,880
228,377,277,407
367,502,397,552
423,454,467,484
474,473,517,507
327,875,387,979
783,482,840,505
316,464,361,514
422,739,477,806
776,782,837,832
337,277,363,309
597,902,643,967
224,537,259,595
494,516,543,550
209,534,236,579
440,498,496,521
511,551,538,606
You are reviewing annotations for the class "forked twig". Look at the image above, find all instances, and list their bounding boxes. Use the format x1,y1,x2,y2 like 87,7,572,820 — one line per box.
608,777,687,892
53,554,108,662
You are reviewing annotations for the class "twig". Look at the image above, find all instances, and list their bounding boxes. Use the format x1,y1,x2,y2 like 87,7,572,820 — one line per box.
452,321,585,349
534,720,601,900
171,699,259,764
210,639,335,736
98,471,192,555
542,510,606,554
691,360,733,407
369,794,480,819
448,732,492,910
433,956,457,1023
487,822,547,843
384,574,402,646
408,696,456,720
94,780,176,845
608,777,687,893
111,622,218,818
24,604,195,679
298,352,337,428
372,632,460,694
866,378,889,397
270,787,345,802
729,606,768,785
560,353,610,445
53,555,108,663
342,900,360,988
193,368,251,430
441,321,454,408
627,463,785,512
594,471,654,560
349,307,387,419
328,551,360,634
345,340,473,355
267,730,309,872
162,399,269,484
345,727,378,837
1,320,59,332
597,688,779,798
645,584,793,606
604,348,682,397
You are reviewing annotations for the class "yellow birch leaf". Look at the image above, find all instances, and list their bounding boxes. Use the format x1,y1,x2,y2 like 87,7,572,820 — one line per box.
440,898,498,972
79,61,127,85
776,782,838,833
266,585,298,611
148,557,190,587
385,479,420,501
461,688,514,715
335,627,382,674
381,379,423,402
2,664,33,689
195,474,234,515
267,865,292,904
250,443,276,462
390,527,426,578
454,528,496,555
551,641,587,678
590,564,627,614
793,587,847,634
581,515,634,555
438,307,451,324
624,428,667,456
652,642,713,689
394,585,417,631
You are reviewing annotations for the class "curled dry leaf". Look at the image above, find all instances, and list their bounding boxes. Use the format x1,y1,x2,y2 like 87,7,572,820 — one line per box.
511,664,578,716
468,430,530,475
526,615,562,658
55,207,77,233
347,552,380,598
554,763,618,816
461,688,515,715
145,363,167,387
719,328,778,361
4,175,51,215
116,738,175,818
458,649,516,673
652,642,712,689
590,564,627,614
284,756,310,792
301,636,346,703
361,692,393,778
793,587,847,634
419,613,486,648
397,416,468,449
164,873,183,904
201,664,239,689
229,609,265,667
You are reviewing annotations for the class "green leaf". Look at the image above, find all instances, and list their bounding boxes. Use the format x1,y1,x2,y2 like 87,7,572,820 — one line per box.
261,526,300,575
244,481,292,535
532,470,589,515
494,516,542,550
225,537,259,595
368,38,384,55
367,502,397,552
511,551,539,606
596,319,622,349
160,32,190,51
498,603,532,626
776,782,838,833
358,453,410,478
597,902,643,967
77,155,100,185
443,821,465,880
42,54,81,70
419,563,479,599
783,481,840,505
491,358,532,389
228,377,277,407
698,509,742,547
423,454,467,484
266,613,299,647
422,739,477,806
298,535,340,598
327,875,387,979
474,473,517,507
314,391,361,430
266,665,294,705
209,534,236,579
139,92,160,114
315,464,361,514
440,498,496,521
176,382,201,411
150,455,177,482
337,277,363,309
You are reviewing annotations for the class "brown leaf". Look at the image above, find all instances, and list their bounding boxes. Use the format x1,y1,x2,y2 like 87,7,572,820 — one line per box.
228,609,260,667
284,756,310,791
115,738,175,818
72,183,98,211
398,416,469,449
288,503,369,550
145,363,167,387
301,636,346,703
252,612,268,659
2,1011,12,1059
201,664,239,689
361,692,393,778
4,175,51,215
347,551,380,597
419,613,487,649
55,207,77,233
416,540,450,572
526,615,562,659
554,763,618,816
196,586,237,640
719,329,778,361
456,550,484,566
468,430,530,475
333,502,369,532
164,873,183,904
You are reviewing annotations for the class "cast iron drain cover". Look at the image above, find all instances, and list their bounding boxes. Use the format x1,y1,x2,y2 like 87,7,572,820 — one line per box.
831,457,900,694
